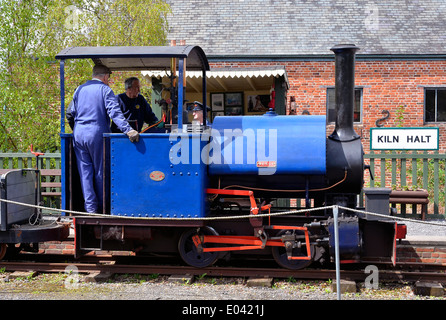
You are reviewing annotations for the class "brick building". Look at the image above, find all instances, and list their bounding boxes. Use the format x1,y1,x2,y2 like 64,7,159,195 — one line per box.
159,0,446,153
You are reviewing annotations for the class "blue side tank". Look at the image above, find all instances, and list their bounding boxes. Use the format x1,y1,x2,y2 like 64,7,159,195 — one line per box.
107,133,209,218
209,112,327,176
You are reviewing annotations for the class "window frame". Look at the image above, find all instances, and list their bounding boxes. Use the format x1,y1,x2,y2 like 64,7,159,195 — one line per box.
424,87,446,123
326,87,363,124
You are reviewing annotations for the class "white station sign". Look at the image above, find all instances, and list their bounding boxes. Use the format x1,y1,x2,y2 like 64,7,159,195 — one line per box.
370,127,439,150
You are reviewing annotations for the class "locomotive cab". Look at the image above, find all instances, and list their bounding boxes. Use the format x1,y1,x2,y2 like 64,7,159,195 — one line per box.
57,45,211,216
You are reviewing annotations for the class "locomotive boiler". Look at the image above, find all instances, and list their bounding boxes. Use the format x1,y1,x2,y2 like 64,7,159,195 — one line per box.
52,44,405,269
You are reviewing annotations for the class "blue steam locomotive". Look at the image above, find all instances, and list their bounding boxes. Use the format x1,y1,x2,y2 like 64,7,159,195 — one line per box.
0,44,406,269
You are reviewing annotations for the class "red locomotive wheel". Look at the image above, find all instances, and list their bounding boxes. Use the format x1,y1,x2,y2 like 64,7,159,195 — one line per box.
178,227,220,268
271,229,314,270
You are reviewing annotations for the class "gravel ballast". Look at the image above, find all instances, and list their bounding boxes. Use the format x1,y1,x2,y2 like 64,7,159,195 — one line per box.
0,271,444,301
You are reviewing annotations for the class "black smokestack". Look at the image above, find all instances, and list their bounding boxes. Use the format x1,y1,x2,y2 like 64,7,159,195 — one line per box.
329,44,360,142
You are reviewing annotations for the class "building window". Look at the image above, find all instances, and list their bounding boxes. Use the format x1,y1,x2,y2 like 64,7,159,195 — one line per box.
425,88,446,122
326,87,362,123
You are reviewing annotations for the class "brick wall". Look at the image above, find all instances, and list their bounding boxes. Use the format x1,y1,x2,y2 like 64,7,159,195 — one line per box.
210,59,446,154
397,242,446,266
38,239,135,257
39,240,74,255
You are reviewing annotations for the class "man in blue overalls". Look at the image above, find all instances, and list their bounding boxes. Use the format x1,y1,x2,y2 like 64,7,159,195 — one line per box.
70,64,139,213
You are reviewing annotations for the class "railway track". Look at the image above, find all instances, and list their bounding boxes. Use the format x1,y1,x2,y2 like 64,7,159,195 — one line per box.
1,254,445,283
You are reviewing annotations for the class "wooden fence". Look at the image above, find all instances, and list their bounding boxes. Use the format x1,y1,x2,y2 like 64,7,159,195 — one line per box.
0,150,61,208
364,150,445,219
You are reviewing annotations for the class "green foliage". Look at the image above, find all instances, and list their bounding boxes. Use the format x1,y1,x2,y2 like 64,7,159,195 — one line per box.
395,105,406,127
0,0,171,152
84,0,170,47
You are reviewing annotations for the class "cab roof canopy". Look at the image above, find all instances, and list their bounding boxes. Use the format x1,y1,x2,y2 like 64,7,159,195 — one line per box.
55,45,210,71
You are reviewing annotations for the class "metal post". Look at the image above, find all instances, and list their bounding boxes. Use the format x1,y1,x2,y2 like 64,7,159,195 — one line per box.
60,60,65,134
333,205,341,300
178,58,184,131
59,59,66,215
202,69,207,125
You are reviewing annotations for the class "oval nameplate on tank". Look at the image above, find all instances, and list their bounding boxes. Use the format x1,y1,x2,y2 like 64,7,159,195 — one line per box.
150,171,165,181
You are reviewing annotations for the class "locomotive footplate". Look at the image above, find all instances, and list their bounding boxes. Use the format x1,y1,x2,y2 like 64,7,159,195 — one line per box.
73,216,206,228
73,216,205,258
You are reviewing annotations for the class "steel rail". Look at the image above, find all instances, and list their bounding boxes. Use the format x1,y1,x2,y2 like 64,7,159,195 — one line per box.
1,260,445,283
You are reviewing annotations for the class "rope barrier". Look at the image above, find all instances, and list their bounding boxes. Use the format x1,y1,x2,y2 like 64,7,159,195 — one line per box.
338,205,446,227
0,197,331,221
0,197,445,227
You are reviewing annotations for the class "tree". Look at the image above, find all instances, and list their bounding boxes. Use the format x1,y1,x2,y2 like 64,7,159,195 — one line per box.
0,0,171,152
